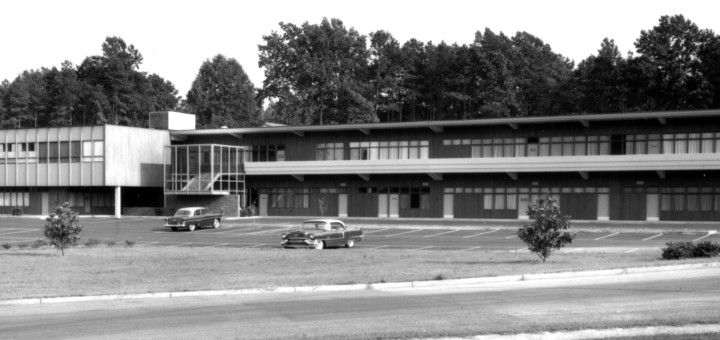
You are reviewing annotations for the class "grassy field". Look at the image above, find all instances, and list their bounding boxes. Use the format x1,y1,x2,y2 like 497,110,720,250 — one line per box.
1,244,716,300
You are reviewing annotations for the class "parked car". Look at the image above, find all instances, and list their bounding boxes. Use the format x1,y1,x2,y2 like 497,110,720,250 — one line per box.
280,219,363,249
164,207,222,231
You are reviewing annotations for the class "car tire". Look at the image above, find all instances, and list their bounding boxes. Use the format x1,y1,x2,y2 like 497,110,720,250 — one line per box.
345,239,355,248
171,227,178,232
212,219,220,229
314,240,324,250
188,224,196,232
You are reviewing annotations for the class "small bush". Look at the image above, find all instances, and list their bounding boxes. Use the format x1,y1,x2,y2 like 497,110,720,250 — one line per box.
44,202,83,256
32,239,49,249
433,273,445,281
2,243,11,249
106,240,116,247
662,241,720,260
125,240,136,248
12,206,23,216
18,243,28,249
693,241,720,258
84,238,101,247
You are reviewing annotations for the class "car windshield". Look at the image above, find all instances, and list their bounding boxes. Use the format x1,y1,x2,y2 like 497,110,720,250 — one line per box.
174,210,192,217
302,221,331,231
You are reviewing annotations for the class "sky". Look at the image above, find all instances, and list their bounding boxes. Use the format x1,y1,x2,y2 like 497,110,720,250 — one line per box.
1,0,719,99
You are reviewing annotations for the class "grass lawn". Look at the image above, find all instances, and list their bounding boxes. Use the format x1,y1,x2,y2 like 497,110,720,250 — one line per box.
1,244,716,300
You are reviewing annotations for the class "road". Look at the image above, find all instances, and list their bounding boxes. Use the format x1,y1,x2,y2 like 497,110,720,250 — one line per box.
1,216,718,254
1,267,719,339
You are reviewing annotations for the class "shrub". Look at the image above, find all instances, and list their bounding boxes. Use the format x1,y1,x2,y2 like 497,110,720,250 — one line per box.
516,194,576,262
661,241,696,259
18,243,28,249
84,238,101,247
12,206,23,216
125,240,136,248
661,241,720,260
2,243,11,249
32,239,49,249
106,240,116,247
44,202,83,256
693,241,720,258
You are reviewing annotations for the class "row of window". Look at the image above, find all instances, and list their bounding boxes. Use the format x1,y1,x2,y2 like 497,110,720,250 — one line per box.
315,141,431,161
357,186,432,209
0,192,30,207
444,132,720,158
267,187,348,209
0,141,104,163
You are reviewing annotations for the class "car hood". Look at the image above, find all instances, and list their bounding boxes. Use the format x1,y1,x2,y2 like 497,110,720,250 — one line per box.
167,217,186,224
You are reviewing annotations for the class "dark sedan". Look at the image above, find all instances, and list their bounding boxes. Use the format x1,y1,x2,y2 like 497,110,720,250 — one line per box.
280,219,363,249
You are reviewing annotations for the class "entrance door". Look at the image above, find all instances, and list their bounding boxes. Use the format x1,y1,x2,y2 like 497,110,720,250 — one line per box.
443,194,453,218
389,194,399,218
338,194,348,217
258,194,268,216
518,194,530,219
378,194,388,217
83,195,92,214
646,194,659,221
41,192,49,216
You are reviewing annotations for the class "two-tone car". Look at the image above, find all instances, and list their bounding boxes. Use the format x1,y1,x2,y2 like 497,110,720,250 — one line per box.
164,207,222,231
280,219,363,249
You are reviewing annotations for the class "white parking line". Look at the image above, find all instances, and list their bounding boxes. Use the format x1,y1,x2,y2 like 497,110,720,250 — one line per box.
234,229,283,236
240,243,267,248
594,232,620,241
366,245,387,249
0,230,38,236
423,229,459,238
463,230,498,238
460,246,483,251
693,233,715,242
643,233,663,241
625,248,639,254
214,227,264,235
202,243,228,248
168,242,192,247
505,234,518,239
384,229,421,237
364,228,388,234
412,246,434,251
138,242,158,247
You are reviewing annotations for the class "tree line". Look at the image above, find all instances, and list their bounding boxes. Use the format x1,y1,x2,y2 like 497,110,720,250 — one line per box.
1,14,719,129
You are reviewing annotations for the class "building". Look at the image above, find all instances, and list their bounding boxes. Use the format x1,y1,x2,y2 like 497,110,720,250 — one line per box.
3,109,720,222
166,109,720,222
0,124,169,217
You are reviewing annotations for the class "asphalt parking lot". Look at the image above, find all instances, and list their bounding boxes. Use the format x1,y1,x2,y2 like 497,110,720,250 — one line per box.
1,216,718,254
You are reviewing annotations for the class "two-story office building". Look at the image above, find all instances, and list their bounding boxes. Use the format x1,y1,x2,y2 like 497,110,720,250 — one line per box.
0,124,169,217
165,109,720,222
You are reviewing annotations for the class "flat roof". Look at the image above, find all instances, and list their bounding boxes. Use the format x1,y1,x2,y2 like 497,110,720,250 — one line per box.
170,109,720,137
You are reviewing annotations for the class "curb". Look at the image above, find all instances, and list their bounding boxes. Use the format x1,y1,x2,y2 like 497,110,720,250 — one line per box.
2,261,718,306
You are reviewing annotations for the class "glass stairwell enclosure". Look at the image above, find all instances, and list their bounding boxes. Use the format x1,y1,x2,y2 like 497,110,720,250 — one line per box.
164,145,246,195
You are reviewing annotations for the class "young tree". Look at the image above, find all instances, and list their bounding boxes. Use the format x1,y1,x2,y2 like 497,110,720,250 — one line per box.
186,54,260,128
44,202,83,256
516,195,576,262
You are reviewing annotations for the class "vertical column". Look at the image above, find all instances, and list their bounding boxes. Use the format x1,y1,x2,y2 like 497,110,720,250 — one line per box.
114,186,121,219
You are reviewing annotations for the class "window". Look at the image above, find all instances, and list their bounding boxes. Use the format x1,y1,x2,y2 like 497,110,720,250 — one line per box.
350,140,428,160
316,143,344,160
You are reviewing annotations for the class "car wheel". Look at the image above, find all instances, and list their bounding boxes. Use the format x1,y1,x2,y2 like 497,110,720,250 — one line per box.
345,239,355,248
171,227,178,232
212,219,220,229
314,240,324,250
188,224,196,231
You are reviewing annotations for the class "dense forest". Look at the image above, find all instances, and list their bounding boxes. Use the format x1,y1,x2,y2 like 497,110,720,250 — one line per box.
1,14,719,129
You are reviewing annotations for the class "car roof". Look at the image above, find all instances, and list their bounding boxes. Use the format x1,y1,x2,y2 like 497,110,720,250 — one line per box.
303,219,345,224
178,207,205,211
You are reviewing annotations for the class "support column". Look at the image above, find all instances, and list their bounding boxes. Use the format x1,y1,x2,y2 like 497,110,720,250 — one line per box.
114,186,122,219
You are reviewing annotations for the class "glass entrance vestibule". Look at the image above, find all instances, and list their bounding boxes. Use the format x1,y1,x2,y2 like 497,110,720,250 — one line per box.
164,144,246,195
